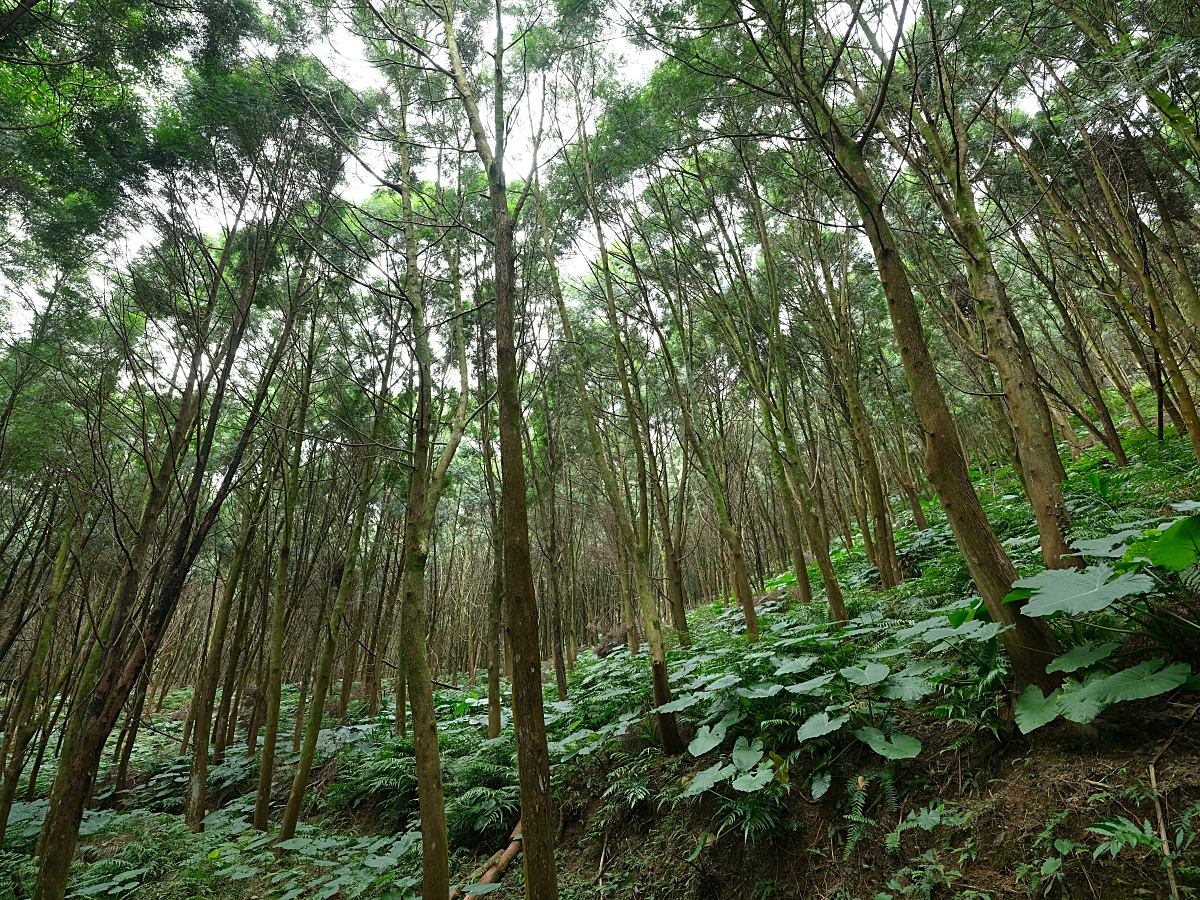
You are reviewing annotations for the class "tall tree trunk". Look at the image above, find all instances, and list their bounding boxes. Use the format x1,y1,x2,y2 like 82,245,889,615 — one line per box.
185,480,264,829
537,186,684,750
253,324,315,830
0,509,79,847
834,131,1059,689
278,313,394,842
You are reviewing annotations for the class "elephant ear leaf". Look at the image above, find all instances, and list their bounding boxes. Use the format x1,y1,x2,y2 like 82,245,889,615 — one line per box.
853,726,921,759
1046,641,1120,674
731,765,775,793
796,712,848,744
731,737,764,772
1071,529,1142,559
681,762,735,797
1016,659,1189,733
657,694,701,713
688,721,727,757
1014,565,1153,617
1079,659,1190,705
1149,516,1200,571
1058,675,1108,724
840,663,890,685
879,674,935,702
1014,684,1063,734
774,655,819,676
785,673,835,695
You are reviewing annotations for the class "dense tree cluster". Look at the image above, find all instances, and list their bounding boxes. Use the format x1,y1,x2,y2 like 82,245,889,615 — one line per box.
2,0,1198,895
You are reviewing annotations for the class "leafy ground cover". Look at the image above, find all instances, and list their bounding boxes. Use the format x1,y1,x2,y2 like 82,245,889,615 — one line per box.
6,426,1200,899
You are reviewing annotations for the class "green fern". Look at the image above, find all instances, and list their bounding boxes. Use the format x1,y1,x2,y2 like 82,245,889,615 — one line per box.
326,733,420,822
843,773,877,859
441,741,521,845
445,783,521,843
879,767,899,814
602,748,657,811
714,782,788,844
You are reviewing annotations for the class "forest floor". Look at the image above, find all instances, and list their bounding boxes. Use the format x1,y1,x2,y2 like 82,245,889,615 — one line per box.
6,423,1200,900
548,693,1200,899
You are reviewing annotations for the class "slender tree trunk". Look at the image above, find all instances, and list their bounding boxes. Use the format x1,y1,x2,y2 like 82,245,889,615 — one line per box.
253,339,313,829
185,483,262,829
0,510,79,846
278,348,389,842
836,133,1059,689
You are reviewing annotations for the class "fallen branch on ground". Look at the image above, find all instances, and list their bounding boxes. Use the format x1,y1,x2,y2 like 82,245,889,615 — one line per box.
448,820,523,900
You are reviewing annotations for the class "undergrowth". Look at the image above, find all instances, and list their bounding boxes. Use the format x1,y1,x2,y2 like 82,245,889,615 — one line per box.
5,428,1200,898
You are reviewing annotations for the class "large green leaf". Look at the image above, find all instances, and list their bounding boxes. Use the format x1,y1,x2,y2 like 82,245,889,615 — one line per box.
1046,641,1120,674
1015,565,1154,616
810,769,832,799
731,765,775,793
705,674,741,691
1078,659,1190,705
1058,675,1108,723
1015,659,1189,732
657,694,701,713
681,761,735,797
923,619,985,641
1149,516,1200,571
688,721,727,757
218,865,260,881
893,617,949,642
853,727,921,759
278,837,317,851
731,737,764,771
796,711,849,743
737,683,784,699
785,673,836,695
1071,529,1143,559
839,663,890,685
879,674,935,702
773,655,819,676
1014,685,1062,734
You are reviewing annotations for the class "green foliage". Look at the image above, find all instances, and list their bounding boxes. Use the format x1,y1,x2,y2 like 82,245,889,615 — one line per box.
883,800,966,854
842,774,877,859
713,781,789,845
1149,515,1200,571
1016,658,1190,733
681,761,736,798
874,849,972,900
2,800,47,852
601,748,657,810
446,783,521,842
36,427,1200,900
1045,641,1119,674
853,727,922,760
327,731,420,824
0,852,36,897
1087,816,1161,858
129,755,192,812
1010,565,1154,617
797,711,848,743
688,721,727,756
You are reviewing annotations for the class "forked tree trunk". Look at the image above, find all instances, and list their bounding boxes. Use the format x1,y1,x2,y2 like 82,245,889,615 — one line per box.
835,133,1060,690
